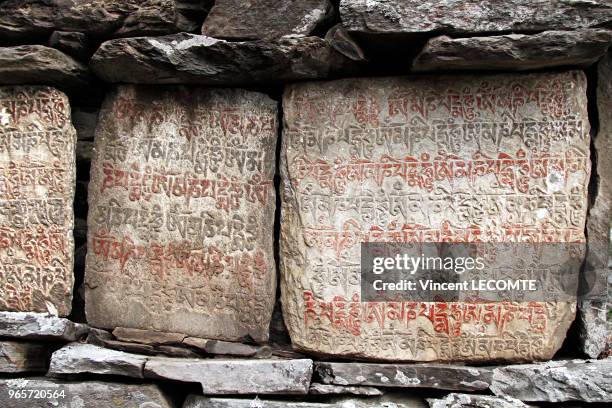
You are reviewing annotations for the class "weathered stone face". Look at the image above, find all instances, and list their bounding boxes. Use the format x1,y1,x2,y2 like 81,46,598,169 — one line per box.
85,86,277,342
0,0,202,44
202,0,333,40
340,0,612,37
0,86,76,316
281,72,590,361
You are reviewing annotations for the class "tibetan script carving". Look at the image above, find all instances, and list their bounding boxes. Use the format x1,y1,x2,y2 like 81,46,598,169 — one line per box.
85,86,277,341
0,86,76,316
281,72,590,361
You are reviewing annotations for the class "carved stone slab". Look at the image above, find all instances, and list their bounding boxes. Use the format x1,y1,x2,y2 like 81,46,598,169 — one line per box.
281,72,590,361
0,86,76,316
85,86,277,342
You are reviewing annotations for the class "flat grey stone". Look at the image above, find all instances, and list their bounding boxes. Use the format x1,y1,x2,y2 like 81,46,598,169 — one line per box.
316,362,491,391
309,383,383,396
0,341,52,373
427,393,534,408
112,327,186,346
144,357,313,394
182,338,259,357
0,0,202,43
48,343,147,379
0,312,88,341
0,45,90,92
490,359,612,402
0,377,173,408
90,33,359,85
340,0,612,37
202,0,333,40
184,395,427,408
413,29,612,72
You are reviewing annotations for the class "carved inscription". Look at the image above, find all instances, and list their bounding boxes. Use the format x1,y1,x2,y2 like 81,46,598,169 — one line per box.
281,72,590,361
0,86,76,316
85,86,277,341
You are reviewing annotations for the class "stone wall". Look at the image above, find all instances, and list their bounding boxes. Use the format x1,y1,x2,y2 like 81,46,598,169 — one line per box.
0,1,611,407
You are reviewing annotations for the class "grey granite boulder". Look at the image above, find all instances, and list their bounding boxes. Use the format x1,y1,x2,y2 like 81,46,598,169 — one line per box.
490,359,612,402
0,377,173,408
0,312,88,341
48,343,147,379
0,45,90,92
340,0,612,37
0,0,203,43
413,29,612,71
202,0,333,40
90,33,359,85
144,357,313,394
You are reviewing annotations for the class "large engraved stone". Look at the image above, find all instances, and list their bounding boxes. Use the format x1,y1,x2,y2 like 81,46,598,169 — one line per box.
85,86,277,341
281,72,591,361
0,87,76,316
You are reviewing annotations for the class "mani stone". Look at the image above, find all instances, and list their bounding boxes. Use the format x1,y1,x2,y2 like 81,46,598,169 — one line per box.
490,359,612,402
315,362,491,392
48,342,147,379
202,0,333,41
340,0,612,37
90,33,359,85
0,0,200,44
0,86,76,317
0,341,52,373
412,29,612,72
85,85,277,342
0,377,173,408
281,71,591,362
577,52,612,358
0,312,88,341
427,393,533,408
144,357,313,394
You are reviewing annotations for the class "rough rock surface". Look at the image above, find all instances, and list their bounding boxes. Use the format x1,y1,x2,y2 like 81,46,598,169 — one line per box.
315,362,491,391
0,46,90,92
309,383,383,396
490,359,612,402
0,86,77,316
0,0,201,44
184,395,427,408
202,0,333,40
0,312,88,341
90,33,359,85
0,377,173,408
144,357,313,394
112,327,186,345
577,52,612,358
85,86,277,341
413,29,612,72
48,31,91,61
281,72,590,361
325,24,366,61
340,0,612,37
48,343,147,378
0,341,52,373
427,393,533,408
